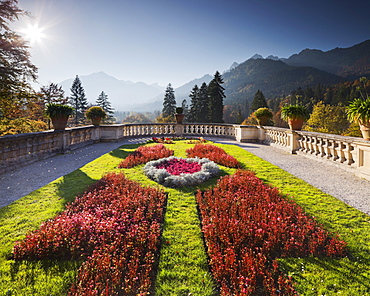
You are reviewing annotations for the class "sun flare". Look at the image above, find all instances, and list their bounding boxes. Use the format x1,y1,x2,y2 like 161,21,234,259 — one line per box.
21,24,45,43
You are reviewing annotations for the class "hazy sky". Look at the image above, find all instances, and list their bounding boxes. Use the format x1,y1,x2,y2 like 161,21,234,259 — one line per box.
15,0,370,88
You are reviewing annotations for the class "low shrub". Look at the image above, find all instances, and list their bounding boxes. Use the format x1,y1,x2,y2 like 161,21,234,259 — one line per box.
186,143,242,168
118,144,174,168
196,170,347,295
13,172,167,295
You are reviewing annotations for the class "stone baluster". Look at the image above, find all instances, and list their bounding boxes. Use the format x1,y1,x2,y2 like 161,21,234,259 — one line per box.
343,142,355,165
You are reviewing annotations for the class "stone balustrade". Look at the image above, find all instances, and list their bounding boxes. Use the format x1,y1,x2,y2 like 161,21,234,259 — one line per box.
0,126,98,174
262,126,370,180
1,123,370,181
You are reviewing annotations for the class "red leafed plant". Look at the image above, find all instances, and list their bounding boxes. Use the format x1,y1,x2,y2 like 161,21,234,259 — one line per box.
196,170,347,295
13,172,167,296
186,144,242,168
118,144,174,168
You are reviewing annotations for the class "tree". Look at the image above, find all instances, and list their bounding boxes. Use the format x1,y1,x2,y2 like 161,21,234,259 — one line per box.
39,83,65,105
250,90,267,112
162,83,176,118
38,83,66,129
305,101,349,135
69,75,88,125
0,0,37,86
199,82,210,123
181,99,189,122
0,0,38,121
188,85,200,123
96,91,115,123
208,71,225,123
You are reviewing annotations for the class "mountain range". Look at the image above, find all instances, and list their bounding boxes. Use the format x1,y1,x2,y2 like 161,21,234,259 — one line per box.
60,39,370,111
223,40,370,104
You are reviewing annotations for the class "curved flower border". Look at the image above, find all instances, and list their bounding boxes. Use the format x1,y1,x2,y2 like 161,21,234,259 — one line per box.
143,156,220,188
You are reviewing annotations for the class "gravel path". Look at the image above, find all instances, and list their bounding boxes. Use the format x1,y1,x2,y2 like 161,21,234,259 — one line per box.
1,137,370,215
0,138,149,208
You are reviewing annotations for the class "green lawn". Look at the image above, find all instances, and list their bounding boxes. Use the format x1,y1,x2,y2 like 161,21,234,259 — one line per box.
0,140,369,295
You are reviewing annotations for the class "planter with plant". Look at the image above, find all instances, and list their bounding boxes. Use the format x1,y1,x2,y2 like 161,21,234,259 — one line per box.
253,107,273,126
281,104,310,130
346,77,370,140
45,103,74,131
175,107,184,124
85,106,106,126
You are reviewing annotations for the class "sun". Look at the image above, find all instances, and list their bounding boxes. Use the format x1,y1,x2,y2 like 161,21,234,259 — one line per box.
21,24,45,44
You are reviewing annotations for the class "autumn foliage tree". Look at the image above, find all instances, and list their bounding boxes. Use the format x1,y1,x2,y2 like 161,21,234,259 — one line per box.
305,101,350,135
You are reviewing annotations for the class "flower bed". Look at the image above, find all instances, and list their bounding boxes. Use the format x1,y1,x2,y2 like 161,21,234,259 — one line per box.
186,143,242,168
196,170,347,295
13,172,167,295
144,156,220,187
118,144,174,168
155,157,202,175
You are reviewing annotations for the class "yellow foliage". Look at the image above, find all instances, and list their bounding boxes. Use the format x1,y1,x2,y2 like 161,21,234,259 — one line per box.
0,118,48,136
305,101,349,135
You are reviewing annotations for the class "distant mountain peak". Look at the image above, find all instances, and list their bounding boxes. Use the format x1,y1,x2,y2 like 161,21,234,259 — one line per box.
266,55,280,61
250,54,264,60
229,62,239,71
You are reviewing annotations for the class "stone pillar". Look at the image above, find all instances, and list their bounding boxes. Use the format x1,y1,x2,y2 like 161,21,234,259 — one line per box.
287,130,300,154
233,125,259,142
175,124,183,136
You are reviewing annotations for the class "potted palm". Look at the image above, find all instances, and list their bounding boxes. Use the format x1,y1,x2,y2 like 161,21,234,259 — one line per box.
281,104,310,130
86,106,106,126
346,77,370,140
253,107,273,126
175,107,184,124
45,103,74,131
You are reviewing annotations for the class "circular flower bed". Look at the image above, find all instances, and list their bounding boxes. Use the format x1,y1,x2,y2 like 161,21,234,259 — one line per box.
143,156,220,187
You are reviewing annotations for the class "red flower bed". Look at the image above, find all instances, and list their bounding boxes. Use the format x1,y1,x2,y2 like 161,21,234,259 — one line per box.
186,144,242,168
196,170,347,295
155,158,202,175
118,144,174,168
13,172,167,296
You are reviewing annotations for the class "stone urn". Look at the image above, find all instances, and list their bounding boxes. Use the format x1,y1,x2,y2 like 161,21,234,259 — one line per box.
288,118,305,130
175,107,184,124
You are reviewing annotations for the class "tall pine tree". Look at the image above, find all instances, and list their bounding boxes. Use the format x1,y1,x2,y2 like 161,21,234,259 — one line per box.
162,83,176,118
188,85,200,123
96,91,115,123
208,71,225,123
199,82,210,123
69,75,88,125
250,89,267,112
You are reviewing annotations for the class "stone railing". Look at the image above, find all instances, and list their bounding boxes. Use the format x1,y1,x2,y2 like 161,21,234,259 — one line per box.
262,126,370,180
1,123,370,181
120,123,236,139
0,123,234,174
0,126,99,174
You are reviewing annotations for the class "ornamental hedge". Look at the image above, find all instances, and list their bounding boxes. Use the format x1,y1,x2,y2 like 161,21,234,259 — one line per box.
196,170,347,295
13,172,167,295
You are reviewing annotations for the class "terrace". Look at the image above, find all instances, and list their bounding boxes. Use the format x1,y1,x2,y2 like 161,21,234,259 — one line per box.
1,122,370,181
1,123,370,295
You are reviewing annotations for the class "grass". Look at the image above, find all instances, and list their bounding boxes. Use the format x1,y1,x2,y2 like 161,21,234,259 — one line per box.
0,140,369,295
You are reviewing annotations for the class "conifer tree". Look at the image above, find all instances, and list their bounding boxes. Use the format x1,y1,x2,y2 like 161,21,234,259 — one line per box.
250,89,268,112
162,83,176,118
181,99,189,121
188,85,200,122
208,71,225,123
199,82,210,123
69,75,88,125
0,0,38,119
96,91,115,123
